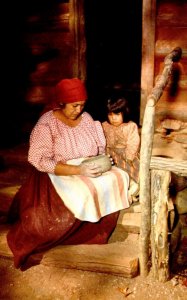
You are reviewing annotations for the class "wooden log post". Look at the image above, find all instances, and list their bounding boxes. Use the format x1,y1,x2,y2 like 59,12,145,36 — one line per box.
139,46,182,277
140,0,156,124
69,0,86,80
151,169,171,282
139,99,155,277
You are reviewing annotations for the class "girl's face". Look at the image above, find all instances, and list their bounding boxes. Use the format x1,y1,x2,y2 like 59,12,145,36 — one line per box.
61,101,86,120
108,112,123,127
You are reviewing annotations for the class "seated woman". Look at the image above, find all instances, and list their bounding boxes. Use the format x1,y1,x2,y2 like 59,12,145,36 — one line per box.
7,78,130,269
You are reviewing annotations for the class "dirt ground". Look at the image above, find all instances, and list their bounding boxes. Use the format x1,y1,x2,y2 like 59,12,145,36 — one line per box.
0,256,186,300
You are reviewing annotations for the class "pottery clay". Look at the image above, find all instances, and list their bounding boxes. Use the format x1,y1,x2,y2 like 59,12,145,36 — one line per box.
81,155,112,173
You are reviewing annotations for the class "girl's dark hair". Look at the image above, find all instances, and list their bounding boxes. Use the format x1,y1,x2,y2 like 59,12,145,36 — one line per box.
107,97,130,122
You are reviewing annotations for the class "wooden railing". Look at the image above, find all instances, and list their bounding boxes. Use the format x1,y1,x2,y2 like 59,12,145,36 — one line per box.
139,47,186,281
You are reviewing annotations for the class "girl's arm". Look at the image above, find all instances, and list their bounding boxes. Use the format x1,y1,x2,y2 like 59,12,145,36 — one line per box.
125,122,140,161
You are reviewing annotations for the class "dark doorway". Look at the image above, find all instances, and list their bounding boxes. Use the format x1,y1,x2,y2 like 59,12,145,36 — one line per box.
84,0,142,124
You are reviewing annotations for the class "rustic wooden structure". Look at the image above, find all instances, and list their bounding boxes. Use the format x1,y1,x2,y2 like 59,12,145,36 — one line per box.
139,46,187,282
0,0,187,282
140,0,187,281
24,0,86,106
0,214,140,278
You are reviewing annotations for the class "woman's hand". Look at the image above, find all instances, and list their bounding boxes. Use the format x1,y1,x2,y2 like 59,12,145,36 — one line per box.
80,163,103,177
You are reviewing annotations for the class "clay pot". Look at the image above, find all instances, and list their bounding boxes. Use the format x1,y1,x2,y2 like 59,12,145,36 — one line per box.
81,155,112,173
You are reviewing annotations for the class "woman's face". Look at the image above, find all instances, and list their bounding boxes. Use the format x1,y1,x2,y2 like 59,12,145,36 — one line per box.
61,101,86,120
108,112,123,127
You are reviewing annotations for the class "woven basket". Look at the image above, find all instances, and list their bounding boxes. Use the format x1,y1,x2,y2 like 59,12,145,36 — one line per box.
81,155,112,173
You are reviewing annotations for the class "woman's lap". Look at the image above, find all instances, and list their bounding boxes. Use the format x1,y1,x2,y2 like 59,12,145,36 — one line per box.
7,168,119,269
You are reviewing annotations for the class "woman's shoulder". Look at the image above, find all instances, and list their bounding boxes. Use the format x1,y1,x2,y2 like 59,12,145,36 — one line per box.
82,112,96,125
33,111,55,129
37,110,54,123
82,111,93,120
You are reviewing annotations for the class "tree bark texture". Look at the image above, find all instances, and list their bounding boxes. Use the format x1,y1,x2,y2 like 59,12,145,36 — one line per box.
139,46,182,278
151,169,171,282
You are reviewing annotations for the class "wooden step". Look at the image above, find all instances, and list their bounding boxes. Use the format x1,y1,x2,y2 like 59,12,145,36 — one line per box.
0,224,139,278
0,186,20,222
0,224,13,258
30,240,139,278
117,210,141,234
125,202,141,213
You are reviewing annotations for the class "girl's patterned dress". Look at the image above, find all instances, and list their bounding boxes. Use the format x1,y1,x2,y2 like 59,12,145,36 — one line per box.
102,121,140,183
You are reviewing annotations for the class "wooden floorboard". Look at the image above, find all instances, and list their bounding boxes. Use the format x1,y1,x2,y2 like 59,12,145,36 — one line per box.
0,222,139,278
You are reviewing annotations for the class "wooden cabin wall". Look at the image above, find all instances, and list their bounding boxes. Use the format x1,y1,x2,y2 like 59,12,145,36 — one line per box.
1,0,86,147
84,0,142,124
16,0,85,103
152,0,187,159
24,1,72,105
141,0,187,160
1,0,142,147
155,0,187,124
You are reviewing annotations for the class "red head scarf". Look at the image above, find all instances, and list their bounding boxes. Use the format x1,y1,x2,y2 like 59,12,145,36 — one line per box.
56,78,87,104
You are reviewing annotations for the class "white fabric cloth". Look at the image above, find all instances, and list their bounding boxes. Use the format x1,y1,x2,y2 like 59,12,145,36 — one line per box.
48,160,130,222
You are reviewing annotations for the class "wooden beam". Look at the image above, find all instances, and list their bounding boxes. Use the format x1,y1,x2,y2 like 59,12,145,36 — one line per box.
69,0,86,80
150,157,187,176
140,0,156,124
34,242,139,278
139,47,182,278
139,100,154,277
151,169,170,282
0,224,139,278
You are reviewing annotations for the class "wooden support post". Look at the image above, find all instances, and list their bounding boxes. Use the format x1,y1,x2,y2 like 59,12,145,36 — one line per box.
151,169,171,282
139,46,182,277
139,100,155,277
140,0,156,124
69,0,86,80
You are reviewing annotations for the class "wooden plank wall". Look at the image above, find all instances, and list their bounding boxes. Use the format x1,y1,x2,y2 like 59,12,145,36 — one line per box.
155,0,187,124
152,0,187,159
0,0,86,145
24,1,72,106
22,0,86,108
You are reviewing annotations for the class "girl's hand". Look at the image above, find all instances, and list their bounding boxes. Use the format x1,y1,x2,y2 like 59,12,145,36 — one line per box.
80,163,103,177
107,154,115,165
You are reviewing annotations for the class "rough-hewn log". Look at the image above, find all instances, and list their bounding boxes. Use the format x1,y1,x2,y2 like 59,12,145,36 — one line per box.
140,0,156,124
151,169,170,282
139,46,182,278
149,47,182,107
69,0,86,80
36,242,139,278
150,157,187,176
139,101,154,277
0,240,139,278
0,224,139,278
